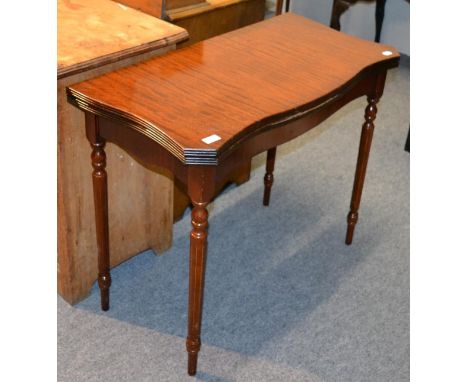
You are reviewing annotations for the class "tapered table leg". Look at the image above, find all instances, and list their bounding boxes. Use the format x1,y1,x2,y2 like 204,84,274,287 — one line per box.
276,0,284,15
330,0,351,31
276,0,290,15
263,147,277,206
87,115,112,311
404,127,410,152
346,96,378,245
186,201,209,376
374,0,387,42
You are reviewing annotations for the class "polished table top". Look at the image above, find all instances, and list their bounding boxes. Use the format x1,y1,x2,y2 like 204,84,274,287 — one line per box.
67,13,399,376
68,13,399,164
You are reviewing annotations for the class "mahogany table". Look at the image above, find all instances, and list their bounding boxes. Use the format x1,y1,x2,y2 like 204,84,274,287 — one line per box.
67,12,399,376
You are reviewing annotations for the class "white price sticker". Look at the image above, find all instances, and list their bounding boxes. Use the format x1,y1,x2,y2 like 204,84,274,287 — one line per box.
202,134,222,144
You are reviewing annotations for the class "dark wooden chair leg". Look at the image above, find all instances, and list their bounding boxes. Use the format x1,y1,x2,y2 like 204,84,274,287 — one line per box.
276,0,290,15
263,147,277,206
186,201,209,376
86,114,111,311
404,127,410,152
346,96,378,245
276,0,284,15
330,0,351,31
374,0,387,42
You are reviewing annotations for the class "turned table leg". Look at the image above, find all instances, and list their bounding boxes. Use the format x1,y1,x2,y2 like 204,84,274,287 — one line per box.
346,96,378,245
186,201,209,375
263,147,277,206
86,114,112,311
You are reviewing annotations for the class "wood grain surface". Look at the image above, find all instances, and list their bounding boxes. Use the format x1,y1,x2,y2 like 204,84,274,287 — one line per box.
168,0,262,19
166,0,207,10
68,13,399,165
111,0,164,18
168,0,265,216
58,0,188,78
114,0,207,17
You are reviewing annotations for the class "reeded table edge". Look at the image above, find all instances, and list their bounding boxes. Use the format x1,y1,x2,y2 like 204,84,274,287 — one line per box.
67,56,399,165
57,31,189,80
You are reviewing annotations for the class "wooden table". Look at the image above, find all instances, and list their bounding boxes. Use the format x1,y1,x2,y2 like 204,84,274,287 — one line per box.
67,12,399,376
57,0,188,305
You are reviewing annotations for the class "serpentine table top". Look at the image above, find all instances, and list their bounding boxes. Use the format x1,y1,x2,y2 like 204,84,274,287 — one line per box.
66,12,399,376
67,12,398,165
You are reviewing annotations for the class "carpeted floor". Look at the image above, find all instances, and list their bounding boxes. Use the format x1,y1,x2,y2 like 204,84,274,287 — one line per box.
58,58,409,382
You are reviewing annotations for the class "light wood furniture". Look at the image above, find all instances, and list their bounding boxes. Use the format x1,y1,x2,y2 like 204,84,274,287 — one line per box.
114,0,266,48
114,0,207,18
58,0,188,305
167,0,266,47
67,12,398,375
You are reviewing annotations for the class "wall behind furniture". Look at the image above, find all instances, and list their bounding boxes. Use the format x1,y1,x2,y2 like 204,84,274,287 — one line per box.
269,0,410,55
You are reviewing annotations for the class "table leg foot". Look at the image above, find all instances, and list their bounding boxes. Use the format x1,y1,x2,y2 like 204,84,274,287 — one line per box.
187,339,200,376
346,96,378,244
346,211,358,245
98,274,111,311
263,147,277,206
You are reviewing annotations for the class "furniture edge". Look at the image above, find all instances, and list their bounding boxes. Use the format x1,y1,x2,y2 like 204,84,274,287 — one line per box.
166,0,256,21
57,30,189,79
66,57,399,165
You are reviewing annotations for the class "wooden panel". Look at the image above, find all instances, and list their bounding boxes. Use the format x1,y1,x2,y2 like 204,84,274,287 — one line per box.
168,0,265,47
111,0,164,17
166,0,207,11
113,0,207,17
68,13,399,164
58,0,188,78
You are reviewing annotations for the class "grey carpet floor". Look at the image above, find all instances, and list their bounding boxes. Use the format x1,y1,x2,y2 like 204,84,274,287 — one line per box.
58,61,410,382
